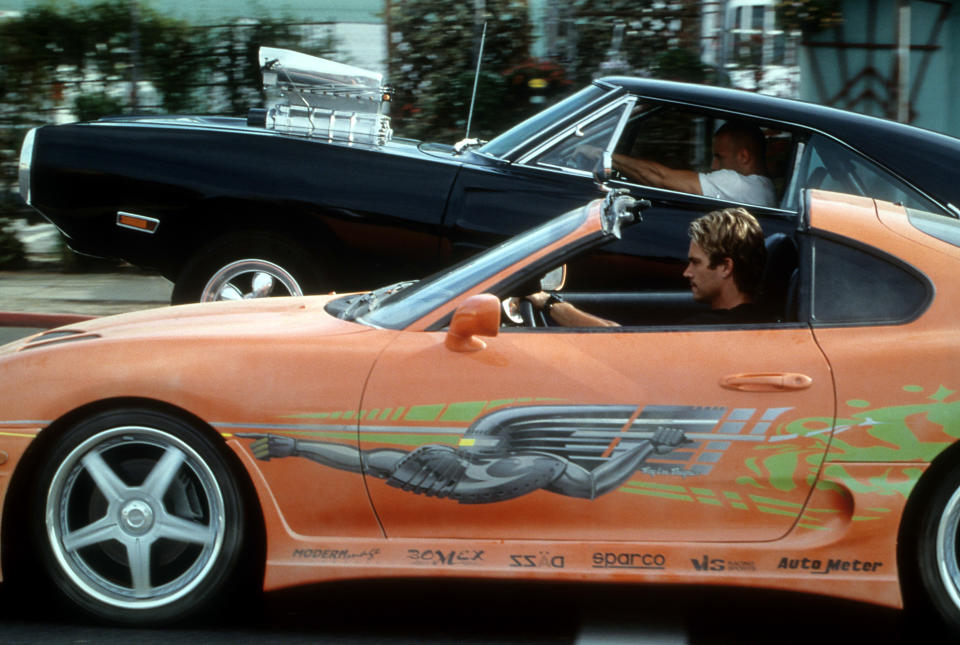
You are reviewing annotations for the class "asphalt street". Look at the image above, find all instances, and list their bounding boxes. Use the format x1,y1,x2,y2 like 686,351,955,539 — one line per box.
0,577,918,644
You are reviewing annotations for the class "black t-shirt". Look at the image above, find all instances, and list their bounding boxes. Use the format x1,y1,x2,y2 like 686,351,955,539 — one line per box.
683,302,769,324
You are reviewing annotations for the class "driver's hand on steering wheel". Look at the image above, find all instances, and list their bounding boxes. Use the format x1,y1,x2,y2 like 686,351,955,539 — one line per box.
525,291,549,310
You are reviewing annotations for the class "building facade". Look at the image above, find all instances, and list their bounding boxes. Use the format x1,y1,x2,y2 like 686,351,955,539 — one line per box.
798,0,958,137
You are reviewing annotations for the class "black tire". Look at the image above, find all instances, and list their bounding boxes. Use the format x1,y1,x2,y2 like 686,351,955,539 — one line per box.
33,408,246,624
909,466,960,635
171,233,323,304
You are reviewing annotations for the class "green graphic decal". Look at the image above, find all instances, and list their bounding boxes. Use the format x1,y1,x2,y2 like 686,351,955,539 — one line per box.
281,398,561,427
619,479,840,528
826,385,960,463
734,385,958,501
725,385,957,528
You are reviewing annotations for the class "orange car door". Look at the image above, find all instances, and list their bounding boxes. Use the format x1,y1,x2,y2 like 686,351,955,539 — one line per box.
357,323,834,542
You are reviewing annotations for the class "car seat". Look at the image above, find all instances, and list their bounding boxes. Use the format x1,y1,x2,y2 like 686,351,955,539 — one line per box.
760,233,799,322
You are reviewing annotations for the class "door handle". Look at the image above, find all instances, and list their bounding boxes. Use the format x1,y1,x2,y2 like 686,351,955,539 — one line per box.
721,372,813,392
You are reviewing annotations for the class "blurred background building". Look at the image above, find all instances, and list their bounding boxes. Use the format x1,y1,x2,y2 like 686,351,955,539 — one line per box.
1,1,954,130
797,0,957,139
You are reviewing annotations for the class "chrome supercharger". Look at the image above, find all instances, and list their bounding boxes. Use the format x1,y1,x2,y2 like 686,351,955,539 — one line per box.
258,46,393,145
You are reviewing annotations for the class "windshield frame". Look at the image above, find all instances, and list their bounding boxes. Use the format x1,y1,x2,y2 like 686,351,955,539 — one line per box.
478,82,621,160
353,203,604,330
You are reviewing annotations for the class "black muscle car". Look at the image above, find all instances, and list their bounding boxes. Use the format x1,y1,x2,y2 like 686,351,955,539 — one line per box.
18,47,960,302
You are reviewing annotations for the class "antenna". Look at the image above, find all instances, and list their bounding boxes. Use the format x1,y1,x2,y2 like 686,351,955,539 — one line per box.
465,21,487,141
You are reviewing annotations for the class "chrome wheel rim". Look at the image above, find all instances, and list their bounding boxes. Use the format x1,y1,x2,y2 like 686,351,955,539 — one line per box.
200,259,303,302
45,427,226,610
936,485,960,611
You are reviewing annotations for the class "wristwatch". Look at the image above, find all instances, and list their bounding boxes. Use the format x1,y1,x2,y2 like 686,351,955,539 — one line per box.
544,292,564,312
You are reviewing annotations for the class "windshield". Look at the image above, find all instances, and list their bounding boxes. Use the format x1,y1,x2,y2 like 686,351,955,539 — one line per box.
353,206,590,329
479,84,616,159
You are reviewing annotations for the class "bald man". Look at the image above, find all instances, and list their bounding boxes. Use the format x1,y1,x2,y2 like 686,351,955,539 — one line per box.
613,121,776,208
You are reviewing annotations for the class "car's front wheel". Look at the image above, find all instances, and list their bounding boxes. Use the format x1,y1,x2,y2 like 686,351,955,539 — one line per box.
172,233,323,304
34,409,247,624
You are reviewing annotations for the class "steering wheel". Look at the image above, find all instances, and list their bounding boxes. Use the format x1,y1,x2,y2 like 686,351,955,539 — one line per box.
519,299,538,327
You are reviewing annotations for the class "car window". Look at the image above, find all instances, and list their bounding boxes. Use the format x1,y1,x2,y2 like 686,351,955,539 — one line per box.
355,208,590,329
789,134,944,214
479,84,613,159
530,100,632,173
612,106,794,207
810,235,931,325
615,105,714,172
499,211,799,329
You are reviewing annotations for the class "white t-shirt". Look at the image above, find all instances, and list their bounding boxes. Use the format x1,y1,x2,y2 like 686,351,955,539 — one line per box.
699,169,777,207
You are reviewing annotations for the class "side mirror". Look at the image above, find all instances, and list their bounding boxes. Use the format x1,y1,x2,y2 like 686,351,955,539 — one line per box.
445,294,500,352
594,150,614,184
540,265,566,292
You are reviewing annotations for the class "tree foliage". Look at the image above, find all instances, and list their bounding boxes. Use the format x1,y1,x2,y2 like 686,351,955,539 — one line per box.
386,0,707,141
387,0,534,140
0,1,336,220
0,1,332,119
567,0,703,83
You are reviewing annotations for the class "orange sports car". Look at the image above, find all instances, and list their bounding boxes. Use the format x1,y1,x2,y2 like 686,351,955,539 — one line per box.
0,189,958,631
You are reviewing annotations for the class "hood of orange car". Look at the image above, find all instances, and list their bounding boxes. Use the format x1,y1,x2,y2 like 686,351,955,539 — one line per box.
8,295,370,354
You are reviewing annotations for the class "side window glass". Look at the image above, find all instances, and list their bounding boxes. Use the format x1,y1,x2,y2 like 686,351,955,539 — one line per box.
612,106,794,208
811,235,930,325
797,134,944,213
616,106,715,174
531,102,629,172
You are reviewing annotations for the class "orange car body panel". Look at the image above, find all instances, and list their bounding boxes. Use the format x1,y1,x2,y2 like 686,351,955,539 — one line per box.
2,192,958,612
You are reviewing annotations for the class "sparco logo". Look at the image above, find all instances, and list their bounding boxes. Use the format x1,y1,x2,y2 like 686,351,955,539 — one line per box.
592,552,666,570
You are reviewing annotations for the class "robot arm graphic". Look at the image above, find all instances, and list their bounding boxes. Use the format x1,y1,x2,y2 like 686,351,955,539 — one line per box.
239,425,688,504
242,433,406,477
546,427,688,499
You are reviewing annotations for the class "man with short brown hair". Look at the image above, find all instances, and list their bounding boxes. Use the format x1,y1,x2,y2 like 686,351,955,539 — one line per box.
680,206,767,323
527,207,767,326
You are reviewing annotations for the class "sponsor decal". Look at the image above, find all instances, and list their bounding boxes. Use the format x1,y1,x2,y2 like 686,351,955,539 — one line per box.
776,557,883,574
509,552,566,569
690,555,756,572
292,548,380,562
592,552,666,570
407,549,485,566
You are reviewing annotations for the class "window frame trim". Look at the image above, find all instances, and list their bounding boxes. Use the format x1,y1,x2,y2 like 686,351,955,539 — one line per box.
517,95,638,173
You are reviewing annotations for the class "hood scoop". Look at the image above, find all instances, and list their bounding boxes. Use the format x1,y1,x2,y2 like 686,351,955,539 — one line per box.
21,329,100,351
